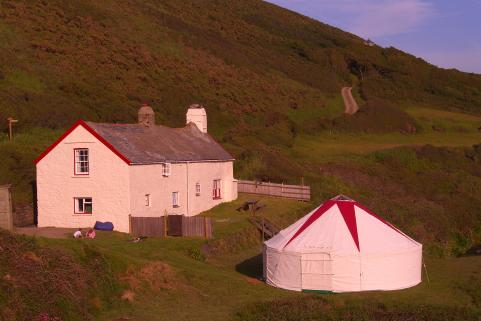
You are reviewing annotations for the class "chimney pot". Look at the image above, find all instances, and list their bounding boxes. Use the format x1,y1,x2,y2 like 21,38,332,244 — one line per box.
186,104,207,133
138,104,155,127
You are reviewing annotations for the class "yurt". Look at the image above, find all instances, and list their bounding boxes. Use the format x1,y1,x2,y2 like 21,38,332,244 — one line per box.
263,195,422,293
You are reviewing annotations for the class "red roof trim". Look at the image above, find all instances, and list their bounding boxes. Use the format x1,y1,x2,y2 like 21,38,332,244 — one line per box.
283,200,336,248
34,120,132,165
354,203,413,241
337,202,360,251
282,199,415,252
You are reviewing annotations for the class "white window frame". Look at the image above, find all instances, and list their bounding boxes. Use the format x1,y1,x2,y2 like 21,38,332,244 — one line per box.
213,179,221,199
74,197,92,214
74,148,89,175
172,191,179,208
162,163,171,177
145,194,151,207
195,182,201,196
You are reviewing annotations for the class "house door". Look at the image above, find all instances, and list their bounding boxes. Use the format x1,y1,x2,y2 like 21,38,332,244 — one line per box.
167,215,183,236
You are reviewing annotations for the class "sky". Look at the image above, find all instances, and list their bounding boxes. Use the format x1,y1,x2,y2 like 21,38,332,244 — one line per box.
267,0,481,74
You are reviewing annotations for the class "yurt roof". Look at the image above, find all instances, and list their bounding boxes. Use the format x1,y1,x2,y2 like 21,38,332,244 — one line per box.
265,195,420,255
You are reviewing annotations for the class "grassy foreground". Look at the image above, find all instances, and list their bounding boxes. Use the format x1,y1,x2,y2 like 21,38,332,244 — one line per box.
2,194,480,321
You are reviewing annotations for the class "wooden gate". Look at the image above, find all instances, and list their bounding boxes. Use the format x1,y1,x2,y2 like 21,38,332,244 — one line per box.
130,216,166,237
0,185,13,231
167,215,183,236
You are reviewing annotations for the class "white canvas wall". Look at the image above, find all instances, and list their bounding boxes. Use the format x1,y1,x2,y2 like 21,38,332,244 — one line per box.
264,200,422,293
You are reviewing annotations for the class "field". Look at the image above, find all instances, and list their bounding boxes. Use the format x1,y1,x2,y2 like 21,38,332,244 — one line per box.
2,194,479,321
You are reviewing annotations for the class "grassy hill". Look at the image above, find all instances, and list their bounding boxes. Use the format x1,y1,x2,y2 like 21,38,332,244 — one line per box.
2,197,481,320
1,0,481,133
0,1,480,245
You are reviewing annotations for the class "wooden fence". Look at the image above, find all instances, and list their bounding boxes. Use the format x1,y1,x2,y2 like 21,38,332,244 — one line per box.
237,180,310,201
130,215,212,238
0,185,13,231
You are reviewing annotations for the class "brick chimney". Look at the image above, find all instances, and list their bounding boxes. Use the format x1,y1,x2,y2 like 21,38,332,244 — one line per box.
138,104,155,127
186,104,207,133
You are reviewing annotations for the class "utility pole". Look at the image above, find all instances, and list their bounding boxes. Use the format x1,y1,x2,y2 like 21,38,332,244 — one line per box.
7,117,18,141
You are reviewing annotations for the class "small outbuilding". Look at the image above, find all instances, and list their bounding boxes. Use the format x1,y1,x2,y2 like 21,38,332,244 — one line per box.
264,195,422,293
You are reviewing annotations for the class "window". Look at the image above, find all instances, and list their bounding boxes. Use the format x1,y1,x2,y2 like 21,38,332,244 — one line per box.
172,192,179,207
162,163,171,177
74,148,89,175
145,194,151,207
195,182,201,196
74,197,92,214
213,179,221,199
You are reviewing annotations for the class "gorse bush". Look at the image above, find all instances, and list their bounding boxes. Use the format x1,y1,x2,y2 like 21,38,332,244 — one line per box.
235,296,481,321
0,230,120,321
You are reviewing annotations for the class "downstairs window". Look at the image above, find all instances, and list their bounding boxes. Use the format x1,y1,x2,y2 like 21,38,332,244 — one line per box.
74,197,92,214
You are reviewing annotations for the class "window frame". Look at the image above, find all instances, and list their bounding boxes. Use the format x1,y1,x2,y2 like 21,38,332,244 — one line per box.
74,197,93,214
162,163,171,177
213,179,222,199
195,182,201,196
74,148,90,176
172,191,179,208
145,194,151,207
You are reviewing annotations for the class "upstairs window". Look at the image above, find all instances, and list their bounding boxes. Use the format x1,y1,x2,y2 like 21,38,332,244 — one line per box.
195,182,201,196
172,191,179,208
145,194,151,207
213,179,221,199
74,148,89,175
74,197,92,214
162,163,171,177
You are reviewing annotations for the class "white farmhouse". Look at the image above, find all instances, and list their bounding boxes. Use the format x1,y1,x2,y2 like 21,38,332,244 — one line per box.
35,104,237,233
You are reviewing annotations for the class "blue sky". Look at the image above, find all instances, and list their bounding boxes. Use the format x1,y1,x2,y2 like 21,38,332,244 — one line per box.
267,0,481,74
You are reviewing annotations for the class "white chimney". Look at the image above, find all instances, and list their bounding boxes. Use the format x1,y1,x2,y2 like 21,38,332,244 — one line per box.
186,104,207,133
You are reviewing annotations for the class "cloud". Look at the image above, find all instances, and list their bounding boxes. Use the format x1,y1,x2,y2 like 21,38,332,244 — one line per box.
268,0,434,38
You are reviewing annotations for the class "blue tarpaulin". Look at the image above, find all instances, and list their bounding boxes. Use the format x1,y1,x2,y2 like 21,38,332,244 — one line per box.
94,221,114,231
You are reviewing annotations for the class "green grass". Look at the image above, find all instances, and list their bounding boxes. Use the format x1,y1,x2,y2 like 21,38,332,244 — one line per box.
406,106,481,132
21,195,480,320
289,130,481,163
1,70,45,93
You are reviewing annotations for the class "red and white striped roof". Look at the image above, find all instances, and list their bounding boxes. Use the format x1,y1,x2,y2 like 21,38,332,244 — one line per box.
266,195,419,255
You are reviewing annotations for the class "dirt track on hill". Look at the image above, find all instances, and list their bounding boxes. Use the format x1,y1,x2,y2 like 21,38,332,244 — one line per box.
341,87,359,115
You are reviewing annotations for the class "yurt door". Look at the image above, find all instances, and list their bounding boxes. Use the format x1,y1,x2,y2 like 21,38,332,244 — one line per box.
301,253,333,291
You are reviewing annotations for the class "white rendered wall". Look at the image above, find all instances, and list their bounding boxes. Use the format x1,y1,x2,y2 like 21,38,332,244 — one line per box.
36,126,131,232
129,161,237,217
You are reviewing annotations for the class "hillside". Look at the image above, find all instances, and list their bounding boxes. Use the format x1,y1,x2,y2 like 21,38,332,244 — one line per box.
0,0,480,253
1,0,481,134
2,198,481,320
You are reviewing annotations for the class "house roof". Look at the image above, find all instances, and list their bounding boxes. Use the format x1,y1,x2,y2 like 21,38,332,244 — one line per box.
34,120,234,165
85,121,234,164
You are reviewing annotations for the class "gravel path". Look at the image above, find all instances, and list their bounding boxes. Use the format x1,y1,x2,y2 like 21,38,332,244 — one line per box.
14,226,77,239
341,87,359,115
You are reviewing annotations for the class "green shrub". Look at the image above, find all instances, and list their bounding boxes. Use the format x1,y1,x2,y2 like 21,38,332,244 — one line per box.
187,246,206,262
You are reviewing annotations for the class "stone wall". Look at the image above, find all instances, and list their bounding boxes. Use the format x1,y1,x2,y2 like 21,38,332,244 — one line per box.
0,185,13,230
13,204,35,227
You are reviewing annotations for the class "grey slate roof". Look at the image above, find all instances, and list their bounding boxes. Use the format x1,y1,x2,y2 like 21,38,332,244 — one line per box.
85,121,234,164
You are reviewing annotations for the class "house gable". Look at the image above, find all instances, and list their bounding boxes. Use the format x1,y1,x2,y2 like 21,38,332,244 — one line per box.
34,120,131,165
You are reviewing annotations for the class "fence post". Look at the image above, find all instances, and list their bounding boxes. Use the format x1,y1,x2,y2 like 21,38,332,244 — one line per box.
204,217,208,238
163,210,168,237
261,217,264,243
128,214,132,234
301,177,305,201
